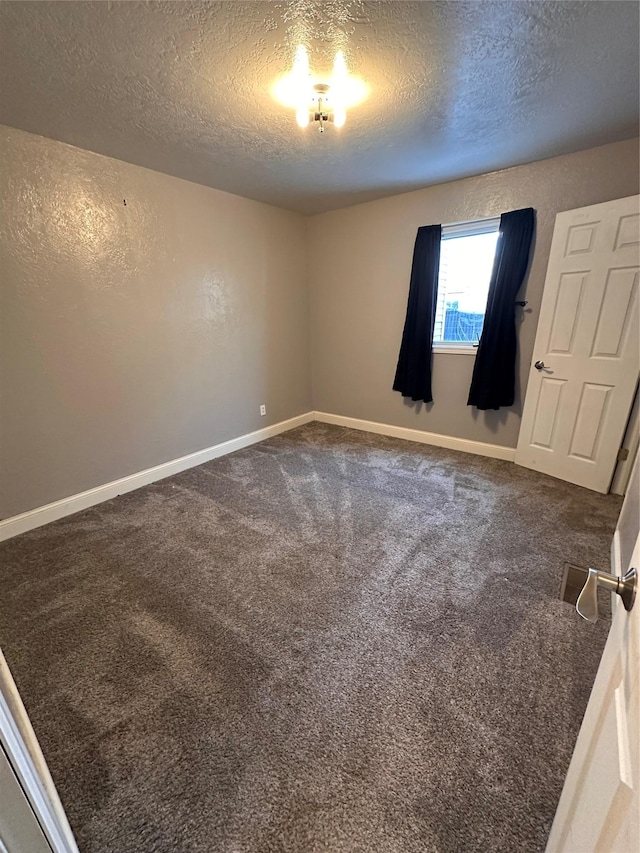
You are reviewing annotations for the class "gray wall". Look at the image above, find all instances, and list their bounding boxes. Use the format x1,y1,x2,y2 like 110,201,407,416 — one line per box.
2,127,639,520
0,126,310,519
308,138,640,448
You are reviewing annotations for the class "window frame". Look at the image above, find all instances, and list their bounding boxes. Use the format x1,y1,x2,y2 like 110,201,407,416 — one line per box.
433,215,500,354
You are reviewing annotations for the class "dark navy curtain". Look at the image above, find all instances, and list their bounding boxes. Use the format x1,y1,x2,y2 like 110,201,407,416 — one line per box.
467,208,535,411
393,225,442,403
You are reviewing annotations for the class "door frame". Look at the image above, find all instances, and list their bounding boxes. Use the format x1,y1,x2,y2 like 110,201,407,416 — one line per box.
611,382,639,496
0,650,79,853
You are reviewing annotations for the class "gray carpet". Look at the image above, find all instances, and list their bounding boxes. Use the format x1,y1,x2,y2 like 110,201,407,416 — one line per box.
0,423,621,853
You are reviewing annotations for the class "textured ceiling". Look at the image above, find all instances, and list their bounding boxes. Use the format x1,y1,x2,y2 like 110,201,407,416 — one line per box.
0,1,638,214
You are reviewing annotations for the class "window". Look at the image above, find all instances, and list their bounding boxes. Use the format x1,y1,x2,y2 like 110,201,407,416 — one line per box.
433,217,500,351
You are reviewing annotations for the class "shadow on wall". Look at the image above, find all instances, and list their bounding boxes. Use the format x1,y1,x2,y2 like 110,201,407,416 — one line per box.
471,406,510,436
402,398,434,418
402,388,510,436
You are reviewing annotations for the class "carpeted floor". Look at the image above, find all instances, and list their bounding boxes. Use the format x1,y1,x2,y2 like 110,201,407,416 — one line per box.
0,423,622,853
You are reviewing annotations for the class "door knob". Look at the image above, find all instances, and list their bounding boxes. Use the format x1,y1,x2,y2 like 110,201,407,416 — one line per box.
534,360,546,371
575,566,637,623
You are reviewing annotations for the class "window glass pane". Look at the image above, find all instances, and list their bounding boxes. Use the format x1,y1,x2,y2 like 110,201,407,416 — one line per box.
434,230,499,343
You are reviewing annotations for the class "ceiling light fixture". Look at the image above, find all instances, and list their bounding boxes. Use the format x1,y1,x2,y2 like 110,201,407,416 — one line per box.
273,45,367,133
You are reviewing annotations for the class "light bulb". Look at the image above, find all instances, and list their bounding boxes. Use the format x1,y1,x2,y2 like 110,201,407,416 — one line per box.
333,106,346,128
294,45,309,76
333,50,348,80
332,51,349,127
294,46,310,127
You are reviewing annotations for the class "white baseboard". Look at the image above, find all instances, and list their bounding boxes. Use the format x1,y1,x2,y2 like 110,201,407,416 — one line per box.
313,411,516,462
0,412,314,542
1,410,515,542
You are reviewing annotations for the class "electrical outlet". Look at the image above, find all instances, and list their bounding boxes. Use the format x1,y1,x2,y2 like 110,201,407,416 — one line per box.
260,404,266,416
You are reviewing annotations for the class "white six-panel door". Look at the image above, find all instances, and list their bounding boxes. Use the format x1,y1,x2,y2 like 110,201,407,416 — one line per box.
516,196,640,493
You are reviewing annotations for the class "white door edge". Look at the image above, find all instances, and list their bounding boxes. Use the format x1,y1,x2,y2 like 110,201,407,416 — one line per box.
0,650,79,853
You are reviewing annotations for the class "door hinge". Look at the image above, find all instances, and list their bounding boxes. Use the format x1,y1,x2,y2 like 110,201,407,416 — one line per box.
617,447,629,462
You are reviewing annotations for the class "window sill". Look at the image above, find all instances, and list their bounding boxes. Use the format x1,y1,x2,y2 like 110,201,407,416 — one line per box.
433,345,478,356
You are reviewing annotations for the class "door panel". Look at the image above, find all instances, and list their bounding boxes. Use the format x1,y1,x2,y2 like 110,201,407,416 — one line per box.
568,383,611,461
532,378,565,448
516,196,640,493
548,272,586,353
615,213,640,249
591,269,637,357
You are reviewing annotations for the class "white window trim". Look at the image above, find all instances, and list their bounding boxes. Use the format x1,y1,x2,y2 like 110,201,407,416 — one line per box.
441,216,500,239
434,215,500,352
433,343,478,355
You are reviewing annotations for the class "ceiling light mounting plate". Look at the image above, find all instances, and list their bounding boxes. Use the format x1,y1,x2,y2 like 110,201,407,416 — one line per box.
312,83,332,132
